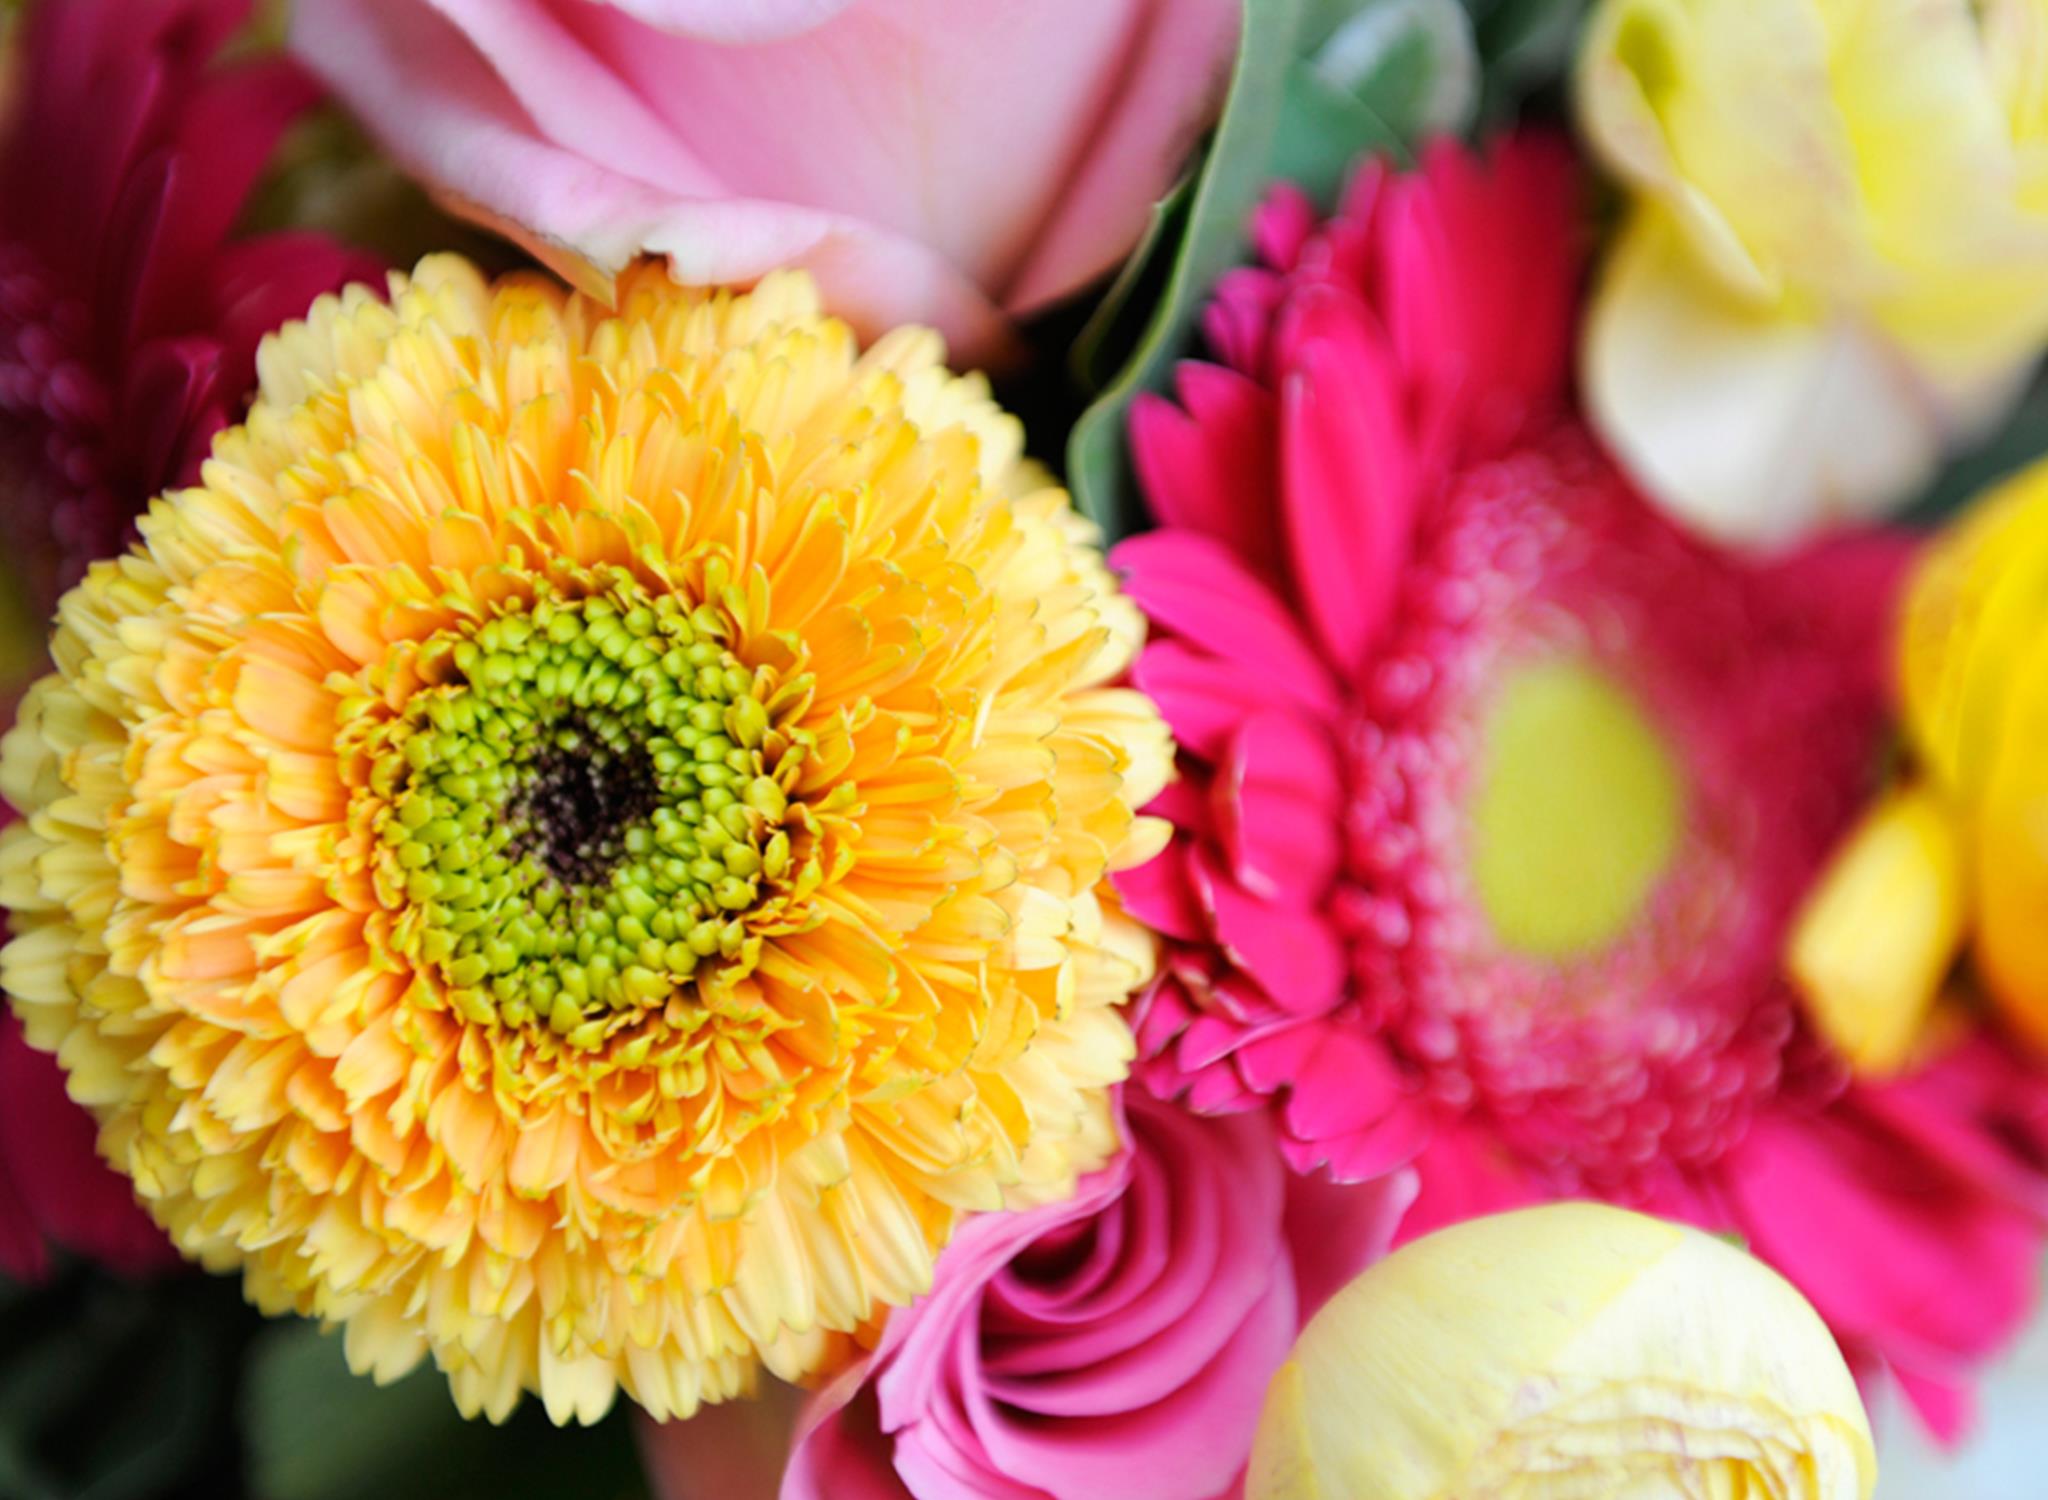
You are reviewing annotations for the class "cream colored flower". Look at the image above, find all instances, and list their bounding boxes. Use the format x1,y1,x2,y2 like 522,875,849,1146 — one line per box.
1248,1203,1876,1500
1577,0,2048,547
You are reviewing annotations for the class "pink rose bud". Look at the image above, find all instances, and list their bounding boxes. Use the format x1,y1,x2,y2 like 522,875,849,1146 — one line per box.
289,0,1239,364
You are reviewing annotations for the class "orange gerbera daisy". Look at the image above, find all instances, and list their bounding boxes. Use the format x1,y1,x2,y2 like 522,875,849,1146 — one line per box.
0,257,1169,1422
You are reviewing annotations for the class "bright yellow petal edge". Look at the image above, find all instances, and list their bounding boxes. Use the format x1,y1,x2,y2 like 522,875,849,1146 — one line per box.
0,256,1174,1423
1795,453,2048,1068
1248,1203,1877,1500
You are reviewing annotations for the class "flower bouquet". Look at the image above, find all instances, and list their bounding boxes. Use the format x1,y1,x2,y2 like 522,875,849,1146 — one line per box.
4,3,2048,1498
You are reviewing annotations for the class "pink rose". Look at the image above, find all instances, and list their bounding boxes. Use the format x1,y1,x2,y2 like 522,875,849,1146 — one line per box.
759,1093,1411,1500
288,0,1239,362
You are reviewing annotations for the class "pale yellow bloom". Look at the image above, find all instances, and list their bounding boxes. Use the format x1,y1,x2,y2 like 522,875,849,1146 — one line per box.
1247,1203,1876,1500
1787,784,1965,1076
1796,455,2048,1065
0,258,1170,1423
1576,0,2048,547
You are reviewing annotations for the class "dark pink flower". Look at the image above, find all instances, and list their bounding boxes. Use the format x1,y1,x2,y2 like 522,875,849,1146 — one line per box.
770,1092,1410,1500
0,0,374,619
1117,134,2048,1440
0,0,376,1281
0,1009,176,1280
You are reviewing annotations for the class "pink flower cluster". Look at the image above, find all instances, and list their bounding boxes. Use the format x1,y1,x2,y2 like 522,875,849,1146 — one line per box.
641,1091,1410,1500
1114,138,2048,1439
0,0,373,1280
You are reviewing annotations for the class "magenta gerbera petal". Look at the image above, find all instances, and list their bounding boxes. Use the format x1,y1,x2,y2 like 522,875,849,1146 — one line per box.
1117,133,2048,1431
0,0,376,617
0,0,375,1283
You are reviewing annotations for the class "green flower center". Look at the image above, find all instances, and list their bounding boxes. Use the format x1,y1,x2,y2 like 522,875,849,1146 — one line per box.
359,572,831,1051
1468,657,1685,959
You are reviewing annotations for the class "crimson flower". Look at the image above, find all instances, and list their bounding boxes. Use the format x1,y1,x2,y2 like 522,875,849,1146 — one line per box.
0,0,374,1281
1118,136,2048,1438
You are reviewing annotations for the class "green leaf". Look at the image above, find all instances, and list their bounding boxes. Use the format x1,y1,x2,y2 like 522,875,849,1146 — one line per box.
1065,0,1472,541
1068,173,1197,397
1308,0,1479,140
1065,0,1306,540
244,1320,650,1500
1271,60,1407,205
1909,373,2048,526
1460,0,1589,122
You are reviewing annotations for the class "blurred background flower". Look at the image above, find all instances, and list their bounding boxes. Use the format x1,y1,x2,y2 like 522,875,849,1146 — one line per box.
0,0,373,627
1576,0,2048,548
0,1010,177,1281
1794,450,2048,1072
286,0,1240,365
0,0,372,1286
1116,134,2048,1438
1247,1203,1876,1500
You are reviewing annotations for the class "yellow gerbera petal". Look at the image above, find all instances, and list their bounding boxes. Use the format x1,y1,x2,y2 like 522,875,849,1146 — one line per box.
0,257,1168,1423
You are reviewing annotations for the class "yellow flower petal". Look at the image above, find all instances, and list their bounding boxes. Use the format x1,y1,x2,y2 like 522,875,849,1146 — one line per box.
1974,624,2048,1052
1788,782,1967,1077
0,257,1171,1424
1583,208,1955,548
1248,1203,1876,1500
1577,0,2048,543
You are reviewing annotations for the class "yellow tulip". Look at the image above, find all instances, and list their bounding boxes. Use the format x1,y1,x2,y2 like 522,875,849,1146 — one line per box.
1247,1204,1875,1500
1576,0,2048,547
1795,456,2048,1064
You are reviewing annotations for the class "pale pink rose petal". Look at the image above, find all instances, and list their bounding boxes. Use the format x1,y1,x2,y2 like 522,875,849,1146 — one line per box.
296,0,1013,350
594,0,859,43
1003,0,1238,312
297,0,1228,360
569,0,1139,291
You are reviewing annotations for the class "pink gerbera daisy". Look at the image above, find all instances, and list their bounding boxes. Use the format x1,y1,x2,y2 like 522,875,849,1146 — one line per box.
1117,134,2048,1437
0,0,374,1281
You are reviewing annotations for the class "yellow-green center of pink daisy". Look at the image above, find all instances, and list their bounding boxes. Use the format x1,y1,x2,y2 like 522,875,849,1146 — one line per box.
1469,657,1685,959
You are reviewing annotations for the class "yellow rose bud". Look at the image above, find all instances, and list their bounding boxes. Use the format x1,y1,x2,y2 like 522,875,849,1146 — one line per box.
1247,1203,1876,1500
1575,0,2048,547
